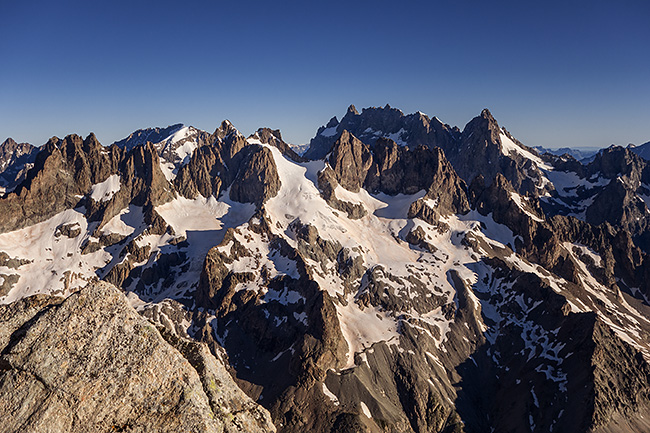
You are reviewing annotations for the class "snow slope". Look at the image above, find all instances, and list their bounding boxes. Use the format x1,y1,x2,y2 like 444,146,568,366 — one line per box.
0,208,110,303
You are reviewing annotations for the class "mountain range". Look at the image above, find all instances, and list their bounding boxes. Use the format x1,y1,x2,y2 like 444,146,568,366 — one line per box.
0,105,649,433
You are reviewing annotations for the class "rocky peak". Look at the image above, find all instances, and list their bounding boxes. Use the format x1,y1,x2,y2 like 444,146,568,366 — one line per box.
112,123,184,151
480,107,495,121
252,127,305,163
440,109,554,196
305,105,460,160
0,137,38,194
461,108,501,145
119,141,173,206
588,146,648,184
173,144,227,199
83,132,101,150
585,177,649,241
629,140,650,161
563,146,650,246
1,137,17,148
1,137,34,160
229,145,281,206
255,127,283,143
325,116,339,128
471,173,557,264
0,131,177,235
173,122,292,204
147,106,556,209
353,105,406,135
213,119,240,141
327,130,373,192
219,123,250,167
153,125,214,174
408,147,470,221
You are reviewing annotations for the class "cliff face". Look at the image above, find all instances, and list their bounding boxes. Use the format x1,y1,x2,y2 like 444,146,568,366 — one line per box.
0,281,275,433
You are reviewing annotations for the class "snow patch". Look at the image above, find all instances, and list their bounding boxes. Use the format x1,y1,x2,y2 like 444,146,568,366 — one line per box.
337,295,399,369
360,402,372,418
90,174,121,202
0,209,111,303
386,128,408,146
500,132,552,170
152,193,255,300
510,192,544,222
320,126,338,137
101,205,144,237
322,383,339,405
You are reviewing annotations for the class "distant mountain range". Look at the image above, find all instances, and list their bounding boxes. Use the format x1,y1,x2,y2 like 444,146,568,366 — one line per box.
628,140,650,161
532,145,601,161
1,106,650,433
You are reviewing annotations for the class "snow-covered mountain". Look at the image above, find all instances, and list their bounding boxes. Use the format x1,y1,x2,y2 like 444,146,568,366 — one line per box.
0,138,38,195
289,143,309,156
532,145,600,162
1,107,649,433
113,123,214,181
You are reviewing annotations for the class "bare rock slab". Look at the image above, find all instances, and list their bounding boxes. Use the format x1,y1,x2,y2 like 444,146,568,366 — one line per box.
0,281,275,433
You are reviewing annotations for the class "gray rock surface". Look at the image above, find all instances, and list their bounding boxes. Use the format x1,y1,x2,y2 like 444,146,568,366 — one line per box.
0,281,275,433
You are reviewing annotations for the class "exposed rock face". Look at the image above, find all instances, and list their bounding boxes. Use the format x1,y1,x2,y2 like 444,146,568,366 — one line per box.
407,148,470,224
589,319,650,431
322,129,470,200
172,121,242,200
172,122,292,205
0,134,123,233
588,145,648,181
316,166,367,219
252,128,306,163
327,130,373,192
174,143,226,199
304,104,460,161
454,258,650,433
444,110,552,196
0,137,37,193
586,177,648,234
540,145,650,252
156,126,213,169
583,147,650,243
304,106,550,196
230,146,281,205
217,121,250,167
197,217,351,432
0,131,176,235
0,281,275,433
548,215,650,297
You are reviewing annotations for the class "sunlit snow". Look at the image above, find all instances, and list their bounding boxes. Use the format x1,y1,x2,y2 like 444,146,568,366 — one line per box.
90,174,121,202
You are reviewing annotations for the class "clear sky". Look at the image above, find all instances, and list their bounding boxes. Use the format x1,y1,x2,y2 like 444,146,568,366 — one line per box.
1,0,649,149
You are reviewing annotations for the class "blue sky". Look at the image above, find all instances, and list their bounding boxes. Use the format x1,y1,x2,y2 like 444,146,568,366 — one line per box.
1,0,649,148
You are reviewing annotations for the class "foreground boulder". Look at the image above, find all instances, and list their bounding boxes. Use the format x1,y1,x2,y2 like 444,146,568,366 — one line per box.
0,281,275,433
